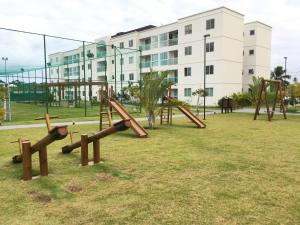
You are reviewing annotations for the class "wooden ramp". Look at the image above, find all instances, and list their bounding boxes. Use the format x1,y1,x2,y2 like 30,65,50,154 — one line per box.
165,96,206,128
105,98,148,137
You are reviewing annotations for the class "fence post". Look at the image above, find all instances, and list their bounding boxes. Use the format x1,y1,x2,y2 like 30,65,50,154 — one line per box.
39,147,48,176
93,139,100,164
22,141,32,181
81,134,89,166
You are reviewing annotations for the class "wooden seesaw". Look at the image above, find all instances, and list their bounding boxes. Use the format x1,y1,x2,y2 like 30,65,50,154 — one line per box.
35,113,78,143
12,126,68,181
62,119,131,166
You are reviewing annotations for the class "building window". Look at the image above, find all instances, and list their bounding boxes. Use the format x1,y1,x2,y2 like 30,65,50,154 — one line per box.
129,40,133,47
206,19,215,30
129,73,134,80
119,42,124,48
159,33,168,47
205,88,213,96
184,88,192,97
129,56,134,64
248,69,254,74
185,46,192,55
250,30,255,35
120,74,124,81
185,24,192,34
160,52,168,65
81,65,84,70
88,64,91,70
152,54,159,67
112,75,115,80
120,58,124,65
206,42,214,52
249,49,254,55
184,67,191,76
112,60,114,64
205,65,214,75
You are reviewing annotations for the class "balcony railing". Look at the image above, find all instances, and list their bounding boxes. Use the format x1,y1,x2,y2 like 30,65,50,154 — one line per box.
141,61,151,68
97,52,106,58
63,59,80,65
167,77,178,84
169,38,178,46
160,59,168,66
139,43,151,51
97,67,106,72
168,58,178,65
159,38,178,47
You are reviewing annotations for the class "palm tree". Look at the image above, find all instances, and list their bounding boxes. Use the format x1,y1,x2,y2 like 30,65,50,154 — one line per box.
248,76,262,104
270,66,291,87
140,70,173,129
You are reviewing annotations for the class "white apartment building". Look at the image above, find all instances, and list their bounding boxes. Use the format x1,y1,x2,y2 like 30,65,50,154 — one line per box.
48,7,272,106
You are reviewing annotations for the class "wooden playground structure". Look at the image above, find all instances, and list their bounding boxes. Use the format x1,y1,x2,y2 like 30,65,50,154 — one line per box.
99,86,148,137
254,79,287,121
62,119,131,166
160,90,206,128
12,126,68,181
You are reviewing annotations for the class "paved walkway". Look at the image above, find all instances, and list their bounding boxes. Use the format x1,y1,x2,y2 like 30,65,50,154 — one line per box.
0,114,194,131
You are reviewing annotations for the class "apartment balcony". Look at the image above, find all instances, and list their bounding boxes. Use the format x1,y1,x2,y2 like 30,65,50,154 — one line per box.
140,43,151,51
97,67,106,72
167,77,178,84
96,52,106,58
141,61,151,68
97,76,107,82
168,38,178,46
168,58,178,65
63,59,80,65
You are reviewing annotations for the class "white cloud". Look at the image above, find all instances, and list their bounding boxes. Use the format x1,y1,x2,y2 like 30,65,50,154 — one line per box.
0,0,299,80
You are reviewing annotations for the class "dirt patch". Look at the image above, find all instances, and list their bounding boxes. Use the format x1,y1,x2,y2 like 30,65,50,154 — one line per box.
67,185,83,193
29,190,51,203
96,172,115,181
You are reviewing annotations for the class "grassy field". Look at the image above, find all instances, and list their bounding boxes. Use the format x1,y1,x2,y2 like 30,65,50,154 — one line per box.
0,113,299,224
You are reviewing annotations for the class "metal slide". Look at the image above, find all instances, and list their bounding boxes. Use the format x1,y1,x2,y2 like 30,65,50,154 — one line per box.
165,96,206,128
105,98,148,137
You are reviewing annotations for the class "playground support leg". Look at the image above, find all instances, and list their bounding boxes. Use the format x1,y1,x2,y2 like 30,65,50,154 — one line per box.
81,134,89,166
39,147,48,176
93,140,100,164
22,141,32,181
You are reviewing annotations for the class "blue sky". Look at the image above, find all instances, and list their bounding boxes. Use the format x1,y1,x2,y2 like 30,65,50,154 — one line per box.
0,0,300,80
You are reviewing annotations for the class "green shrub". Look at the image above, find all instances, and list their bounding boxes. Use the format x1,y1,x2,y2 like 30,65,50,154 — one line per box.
230,92,252,107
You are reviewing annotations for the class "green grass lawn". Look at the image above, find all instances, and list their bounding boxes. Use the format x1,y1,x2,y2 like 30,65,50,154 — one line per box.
0,113,299,224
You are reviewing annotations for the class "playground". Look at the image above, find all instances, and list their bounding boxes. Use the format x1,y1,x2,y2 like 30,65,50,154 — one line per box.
1,27,300,225
0,113,299,224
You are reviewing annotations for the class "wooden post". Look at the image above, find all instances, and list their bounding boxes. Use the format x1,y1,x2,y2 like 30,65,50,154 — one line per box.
279,82,287,119
271,82,280,118
22,141,32,181
45,113,52,133
93,139,100,164
81,134,89,166
39,147,48,176
254,79,265,120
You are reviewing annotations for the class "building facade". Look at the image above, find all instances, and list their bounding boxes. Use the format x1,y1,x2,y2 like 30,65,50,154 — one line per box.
48,7,272,105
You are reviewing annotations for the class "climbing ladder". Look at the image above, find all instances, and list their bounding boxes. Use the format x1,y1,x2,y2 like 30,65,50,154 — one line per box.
99,86,113,131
